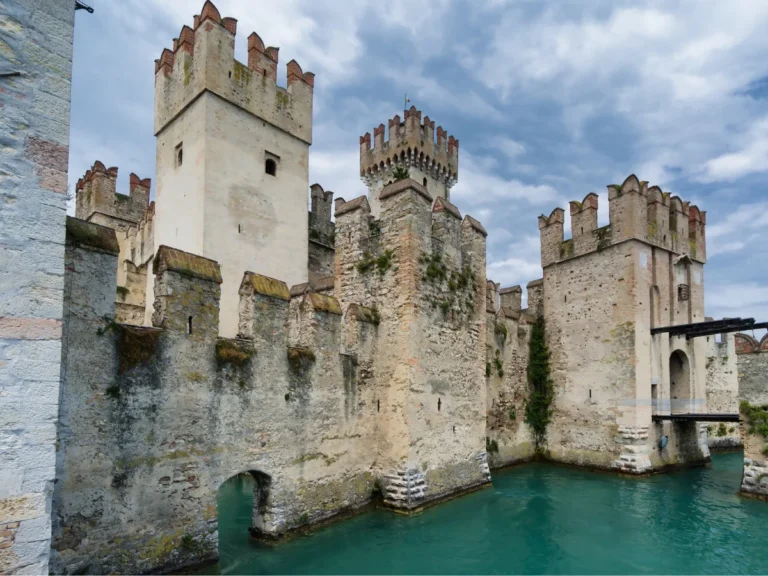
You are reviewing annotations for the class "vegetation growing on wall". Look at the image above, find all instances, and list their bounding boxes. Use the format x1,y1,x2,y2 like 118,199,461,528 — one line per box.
288,347,316,372
419,252,476,318
742,401,768,436
393,166,409,181
97,316,160,374
525,314,554,452
215,339,253,369
357,249,394,277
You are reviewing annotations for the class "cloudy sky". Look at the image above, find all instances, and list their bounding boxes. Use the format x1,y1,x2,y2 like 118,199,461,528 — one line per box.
68,0,768,326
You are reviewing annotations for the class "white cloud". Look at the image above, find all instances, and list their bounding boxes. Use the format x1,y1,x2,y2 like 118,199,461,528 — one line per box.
452,153,561,206
498,137,525,159
706,202,768,239
699,118,768,182
487,256,542,287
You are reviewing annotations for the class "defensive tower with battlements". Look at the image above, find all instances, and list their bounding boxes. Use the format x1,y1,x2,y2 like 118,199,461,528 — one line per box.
75,160,150,231
537,175,710,473
153,0,315,336
360,106,458,217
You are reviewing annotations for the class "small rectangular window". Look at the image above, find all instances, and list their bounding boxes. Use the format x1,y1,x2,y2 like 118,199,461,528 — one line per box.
175,142,183,168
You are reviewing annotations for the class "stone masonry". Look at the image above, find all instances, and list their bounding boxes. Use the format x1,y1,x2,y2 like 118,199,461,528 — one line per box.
52,177,491,574
735,333,768,499
0,1,75,574
537,176,710,472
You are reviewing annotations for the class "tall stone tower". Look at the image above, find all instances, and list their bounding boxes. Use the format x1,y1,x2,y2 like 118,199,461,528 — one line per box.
360,106,459,217
153,1,314,336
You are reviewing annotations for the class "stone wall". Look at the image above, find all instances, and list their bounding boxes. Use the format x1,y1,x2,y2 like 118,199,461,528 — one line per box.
0,1,75,573
53,179,491,573
705,334,740,450
735,333,768,499
333,181,490,509
538,175,710,473
52,228,378,574
484,303,536,468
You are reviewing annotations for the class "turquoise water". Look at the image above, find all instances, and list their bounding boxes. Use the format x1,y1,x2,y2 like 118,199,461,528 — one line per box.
206,453,767,574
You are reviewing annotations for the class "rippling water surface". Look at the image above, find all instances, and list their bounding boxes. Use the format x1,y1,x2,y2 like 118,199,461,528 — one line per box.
203,453,767,574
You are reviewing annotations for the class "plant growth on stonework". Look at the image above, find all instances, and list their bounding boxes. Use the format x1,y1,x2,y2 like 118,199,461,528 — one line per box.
357,248,395,276
742,401,768,456
419,251,476,318
525,314,554,452
393,166,409,181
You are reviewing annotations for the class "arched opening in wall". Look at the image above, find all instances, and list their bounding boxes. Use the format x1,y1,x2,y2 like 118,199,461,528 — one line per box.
217,471,272,563
265,159,277,176
423,177,428,187
669,350,691,414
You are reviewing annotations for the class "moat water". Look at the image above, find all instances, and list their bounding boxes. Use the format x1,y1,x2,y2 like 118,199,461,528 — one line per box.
201,452,767,574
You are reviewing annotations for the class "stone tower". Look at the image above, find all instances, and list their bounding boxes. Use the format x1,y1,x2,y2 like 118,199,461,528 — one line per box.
360,106,459,217
538,175,709,473
153,1,315,336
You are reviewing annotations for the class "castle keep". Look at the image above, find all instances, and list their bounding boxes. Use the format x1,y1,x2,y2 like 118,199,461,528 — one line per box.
2,0,765,574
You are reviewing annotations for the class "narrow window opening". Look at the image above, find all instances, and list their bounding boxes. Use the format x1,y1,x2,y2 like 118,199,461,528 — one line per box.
422,177,428,187
581,226,583,235
238,224,241,234
453,425,456,434
263,69,266,78
437,398,442,412
187,316,193,335
265,158,277,176
175,143,183,167
564,295,567,303
377,399,380,412
589,389,592,399
228,70,232,78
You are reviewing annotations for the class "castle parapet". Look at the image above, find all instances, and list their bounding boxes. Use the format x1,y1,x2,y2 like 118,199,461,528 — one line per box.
75,160,150,228
154,0,313,144
359,106,458,189
538,174,707,268
151,245,222,337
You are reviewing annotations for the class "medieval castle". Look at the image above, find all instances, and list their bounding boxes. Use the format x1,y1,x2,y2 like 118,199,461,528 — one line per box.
2,1,767,574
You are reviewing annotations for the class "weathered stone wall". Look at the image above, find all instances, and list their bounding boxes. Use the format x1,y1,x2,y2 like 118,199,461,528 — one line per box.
735,334,768,499
53,232,379,574
740,402,768,501
334,180,490,509
538,175,709,473
484,307,536,468
735,333,768,404
0,1,75,573
705,334,740,450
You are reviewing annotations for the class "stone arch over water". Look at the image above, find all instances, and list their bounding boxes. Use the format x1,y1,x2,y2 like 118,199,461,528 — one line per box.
217,469,273,554
669,350,690,414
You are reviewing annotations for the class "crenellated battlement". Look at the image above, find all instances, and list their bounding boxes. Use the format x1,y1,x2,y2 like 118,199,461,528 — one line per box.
154,0,314,144
75,160,151,230
360,107,459,214
538,174,707,268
